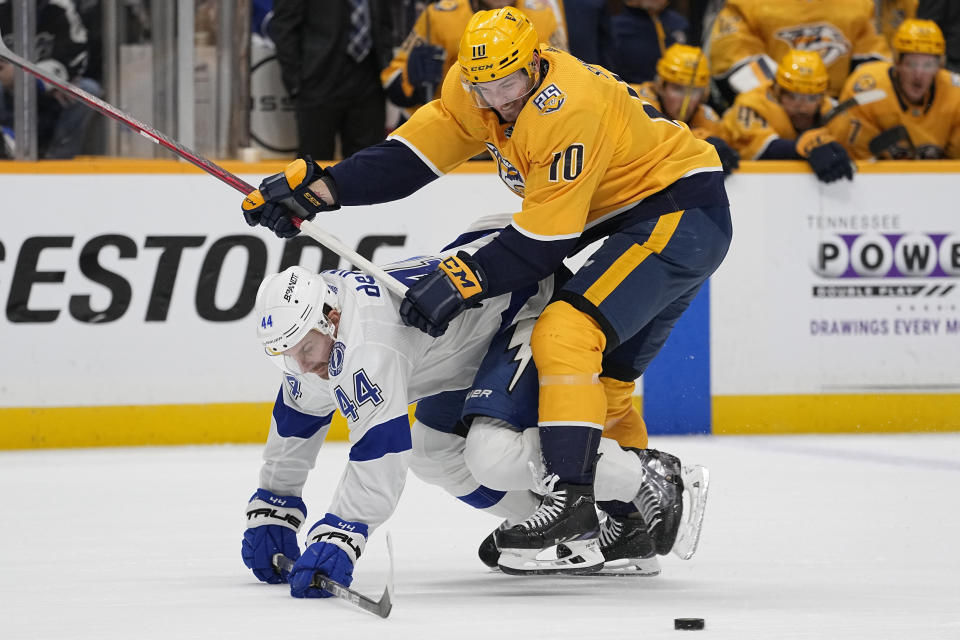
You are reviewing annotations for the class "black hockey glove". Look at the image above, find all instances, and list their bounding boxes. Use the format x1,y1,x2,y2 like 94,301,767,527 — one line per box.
399,252,487,337
406,44,446,89
705,136,740,175
805,141,854,184
241,156,339,238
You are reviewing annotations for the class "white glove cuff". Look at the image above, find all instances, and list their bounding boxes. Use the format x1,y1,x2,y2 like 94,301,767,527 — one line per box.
245,498,306,532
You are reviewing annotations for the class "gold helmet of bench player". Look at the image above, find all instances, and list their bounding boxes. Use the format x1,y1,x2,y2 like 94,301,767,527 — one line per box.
656,44,710,88
892,19,945,60
776,49,829,94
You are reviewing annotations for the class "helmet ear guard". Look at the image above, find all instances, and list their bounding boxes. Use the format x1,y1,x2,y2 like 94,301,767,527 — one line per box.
254,266,339,358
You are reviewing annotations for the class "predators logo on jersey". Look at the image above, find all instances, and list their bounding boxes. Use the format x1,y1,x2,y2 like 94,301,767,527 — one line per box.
485,143,526,196
532,83,566,114
774,23,851,66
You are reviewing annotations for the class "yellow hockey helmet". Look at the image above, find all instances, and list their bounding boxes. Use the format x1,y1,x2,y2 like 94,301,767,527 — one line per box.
892,19,945,59
775,50,829,95
656,44,710,88
458,7,540,84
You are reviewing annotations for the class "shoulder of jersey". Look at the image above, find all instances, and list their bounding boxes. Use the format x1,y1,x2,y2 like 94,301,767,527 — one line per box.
939,68,960,90
734,84,775,110
528,49,596,117
431,0,462,12
847,60,892,93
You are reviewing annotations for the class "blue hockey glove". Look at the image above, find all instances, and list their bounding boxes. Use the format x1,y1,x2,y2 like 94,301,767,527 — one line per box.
406,44,446,89
705,136,740,175
242,489,307,584
241,156,339,238
289,514,368,598
399,252,487,337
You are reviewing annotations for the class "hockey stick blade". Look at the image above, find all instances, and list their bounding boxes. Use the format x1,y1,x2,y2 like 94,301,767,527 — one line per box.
822,88,886,124
0,25,408,298
272,552,393,619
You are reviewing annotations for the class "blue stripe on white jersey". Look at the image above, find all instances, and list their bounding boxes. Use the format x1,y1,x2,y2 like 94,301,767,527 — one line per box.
273,388,335,438
457,485,507,509
348,413,413,462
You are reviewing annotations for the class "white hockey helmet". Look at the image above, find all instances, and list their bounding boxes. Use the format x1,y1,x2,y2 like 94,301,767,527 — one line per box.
254,266,339,365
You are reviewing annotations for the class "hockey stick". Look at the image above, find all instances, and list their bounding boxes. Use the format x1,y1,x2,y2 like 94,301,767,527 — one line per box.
821,88,887,125
272,531,395,618
868,124,915,159
0,27,408,299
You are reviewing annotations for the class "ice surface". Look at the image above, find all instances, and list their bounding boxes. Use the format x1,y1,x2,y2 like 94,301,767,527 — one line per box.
2,433,959,639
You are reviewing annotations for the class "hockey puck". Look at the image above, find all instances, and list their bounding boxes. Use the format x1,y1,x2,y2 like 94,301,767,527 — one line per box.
674,618,705,630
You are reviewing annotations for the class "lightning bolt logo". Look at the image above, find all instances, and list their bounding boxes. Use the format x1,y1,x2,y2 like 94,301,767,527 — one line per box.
506,319,536,392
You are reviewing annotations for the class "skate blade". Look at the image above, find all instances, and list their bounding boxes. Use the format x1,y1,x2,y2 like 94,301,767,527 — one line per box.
672,465,710,560
498,539,604,575
598,556,661,577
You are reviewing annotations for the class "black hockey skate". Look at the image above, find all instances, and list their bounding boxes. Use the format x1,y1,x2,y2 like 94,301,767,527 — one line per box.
478,522,505,569
631,448,710,560
597,513,660,576
495,482,604,575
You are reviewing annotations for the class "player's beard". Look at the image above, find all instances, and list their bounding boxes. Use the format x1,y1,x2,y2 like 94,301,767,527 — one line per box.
495,97,525,122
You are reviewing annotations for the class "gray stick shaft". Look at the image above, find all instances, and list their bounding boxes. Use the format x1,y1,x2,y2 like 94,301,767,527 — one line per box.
271,553,393,618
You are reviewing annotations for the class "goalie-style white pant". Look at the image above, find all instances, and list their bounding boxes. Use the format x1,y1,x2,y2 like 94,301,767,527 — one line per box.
464,417,644,502
409,420,539,525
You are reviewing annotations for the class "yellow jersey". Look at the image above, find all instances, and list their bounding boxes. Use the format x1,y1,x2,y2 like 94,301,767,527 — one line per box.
722,84,835,159
384,47,725,292
708,0,891,97
634,81,729,142
382,0,562,109
827,60,960,159
876,0,917,45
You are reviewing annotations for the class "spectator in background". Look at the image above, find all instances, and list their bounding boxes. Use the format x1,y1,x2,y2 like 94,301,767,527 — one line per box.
610,0,688,84
0,0,102,159
382,1,565,118
918,0,960,72
707,0,891,110
634,44,740,175
563,0,614,66
828,19,960,159
876,0,917,46
269,0,393,160
722,49,855,183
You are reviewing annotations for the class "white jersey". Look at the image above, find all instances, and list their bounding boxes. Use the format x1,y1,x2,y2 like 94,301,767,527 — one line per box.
258,233,553,532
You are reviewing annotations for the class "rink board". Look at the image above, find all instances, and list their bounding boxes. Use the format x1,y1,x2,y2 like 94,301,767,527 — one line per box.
0,159,958,447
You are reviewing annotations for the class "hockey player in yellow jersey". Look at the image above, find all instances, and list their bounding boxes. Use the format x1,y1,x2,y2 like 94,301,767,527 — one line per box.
634,43,740,175
707,0,891,105
876,0,917,47
242,6,731,574
827,19,960,159
382,0,564,115
722,49,856,182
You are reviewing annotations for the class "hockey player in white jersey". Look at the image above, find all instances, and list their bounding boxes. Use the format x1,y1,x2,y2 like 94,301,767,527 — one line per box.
242,239,708,594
